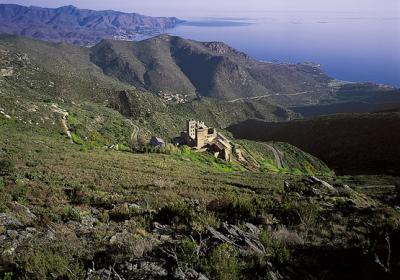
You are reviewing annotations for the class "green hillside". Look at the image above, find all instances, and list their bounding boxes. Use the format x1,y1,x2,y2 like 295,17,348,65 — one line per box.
1,35,400,280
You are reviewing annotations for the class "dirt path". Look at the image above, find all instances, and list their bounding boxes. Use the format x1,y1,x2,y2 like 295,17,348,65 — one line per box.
51,104,71,139
228,91,308,103
266,144,284,169
127,119,140,146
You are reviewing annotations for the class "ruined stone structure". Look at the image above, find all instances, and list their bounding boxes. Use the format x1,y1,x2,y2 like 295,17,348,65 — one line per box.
178,120,232,161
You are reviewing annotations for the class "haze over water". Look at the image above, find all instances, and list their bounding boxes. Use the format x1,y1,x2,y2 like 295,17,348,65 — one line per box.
2,0,400,86
167,12,400,86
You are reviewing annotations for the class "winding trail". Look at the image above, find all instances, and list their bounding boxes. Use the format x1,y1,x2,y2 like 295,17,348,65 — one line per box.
266,144,284,169
127,119,140,146
228,91,309,103
50,104,71,139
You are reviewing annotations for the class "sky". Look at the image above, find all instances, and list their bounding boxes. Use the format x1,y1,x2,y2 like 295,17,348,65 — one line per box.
1,0,399,18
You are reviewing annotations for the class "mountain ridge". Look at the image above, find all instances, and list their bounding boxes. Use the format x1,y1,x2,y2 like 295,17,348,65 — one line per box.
90,35,335,101
0,4,183,46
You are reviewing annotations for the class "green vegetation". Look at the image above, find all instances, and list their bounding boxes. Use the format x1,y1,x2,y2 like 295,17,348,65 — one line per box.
201,244,242,280
1,34,400,280
237,140,333,176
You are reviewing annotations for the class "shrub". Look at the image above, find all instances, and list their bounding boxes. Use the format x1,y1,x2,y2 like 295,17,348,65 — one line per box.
60,206,81,222
116,143,131,152
161,143,181,155
0,159,15,176
71,133,85,145
208,196,259,224
109,203,130,221
16,243,85,280
240,253,269,280
1,273,13,280
201,243,241,280
155,202,192,225
260,229,290,264
178,237,199,266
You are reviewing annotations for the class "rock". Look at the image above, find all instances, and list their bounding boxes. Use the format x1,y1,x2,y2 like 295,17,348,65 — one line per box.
109,235,118,245
173,267,186,280
6,230,19,240
128,203,142,214
81,215,98,229
86,267,125,280
185,268,209,280
336,184,355,197
309,176,339,195
141,262,168,276
245,222,260,235
152,222,174,236
208,223,266,255
284,181,291,192
9,202,36,225
207,226,234,245
0,213,23,229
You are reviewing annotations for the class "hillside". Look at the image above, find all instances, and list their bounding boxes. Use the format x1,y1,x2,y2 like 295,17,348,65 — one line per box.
2,101,400,279
227,112,400,175
90,35,333,100
1,32,400,280
0,4,182,46
0,35,294,134
89,35,400,106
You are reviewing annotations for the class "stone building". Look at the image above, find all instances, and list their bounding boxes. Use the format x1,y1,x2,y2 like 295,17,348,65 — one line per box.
177,120,232,161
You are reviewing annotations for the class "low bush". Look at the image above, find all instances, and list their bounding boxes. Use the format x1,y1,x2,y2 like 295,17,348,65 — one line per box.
177,237,199,266
208,196,260,224
60,206,81,222
71,133,85,145
15,239,85,280
155,202,193,225
109,203,130,221
201,243,242,280
0,159,15,176
260,229,290,265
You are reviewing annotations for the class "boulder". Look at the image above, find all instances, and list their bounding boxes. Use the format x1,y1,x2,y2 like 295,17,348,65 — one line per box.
309,176,339,195
9,202,36,225
152,222,174,236
0,213,23,229
208,223,266,255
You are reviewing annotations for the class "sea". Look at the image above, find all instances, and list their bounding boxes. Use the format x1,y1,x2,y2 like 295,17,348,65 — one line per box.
163,12,400,87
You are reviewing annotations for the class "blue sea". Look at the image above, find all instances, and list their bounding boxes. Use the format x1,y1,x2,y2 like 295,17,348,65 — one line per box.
165,12,400,87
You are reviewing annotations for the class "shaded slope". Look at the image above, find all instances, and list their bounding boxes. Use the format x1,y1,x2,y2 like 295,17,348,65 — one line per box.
227,113,400,175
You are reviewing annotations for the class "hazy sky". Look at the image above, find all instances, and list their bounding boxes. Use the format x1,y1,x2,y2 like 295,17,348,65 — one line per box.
1,0,399,17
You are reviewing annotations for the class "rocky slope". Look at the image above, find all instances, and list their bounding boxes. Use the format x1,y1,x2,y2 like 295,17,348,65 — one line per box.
0,4,182,46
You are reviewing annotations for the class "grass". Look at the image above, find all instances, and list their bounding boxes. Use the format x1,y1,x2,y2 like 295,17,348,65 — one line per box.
2,110,400,279
1,35,400,279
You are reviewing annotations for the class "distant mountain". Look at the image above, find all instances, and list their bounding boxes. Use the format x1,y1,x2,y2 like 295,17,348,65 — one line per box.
90,35,400,104
0,4,182,46
227,112,400,175
90,35,333,100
